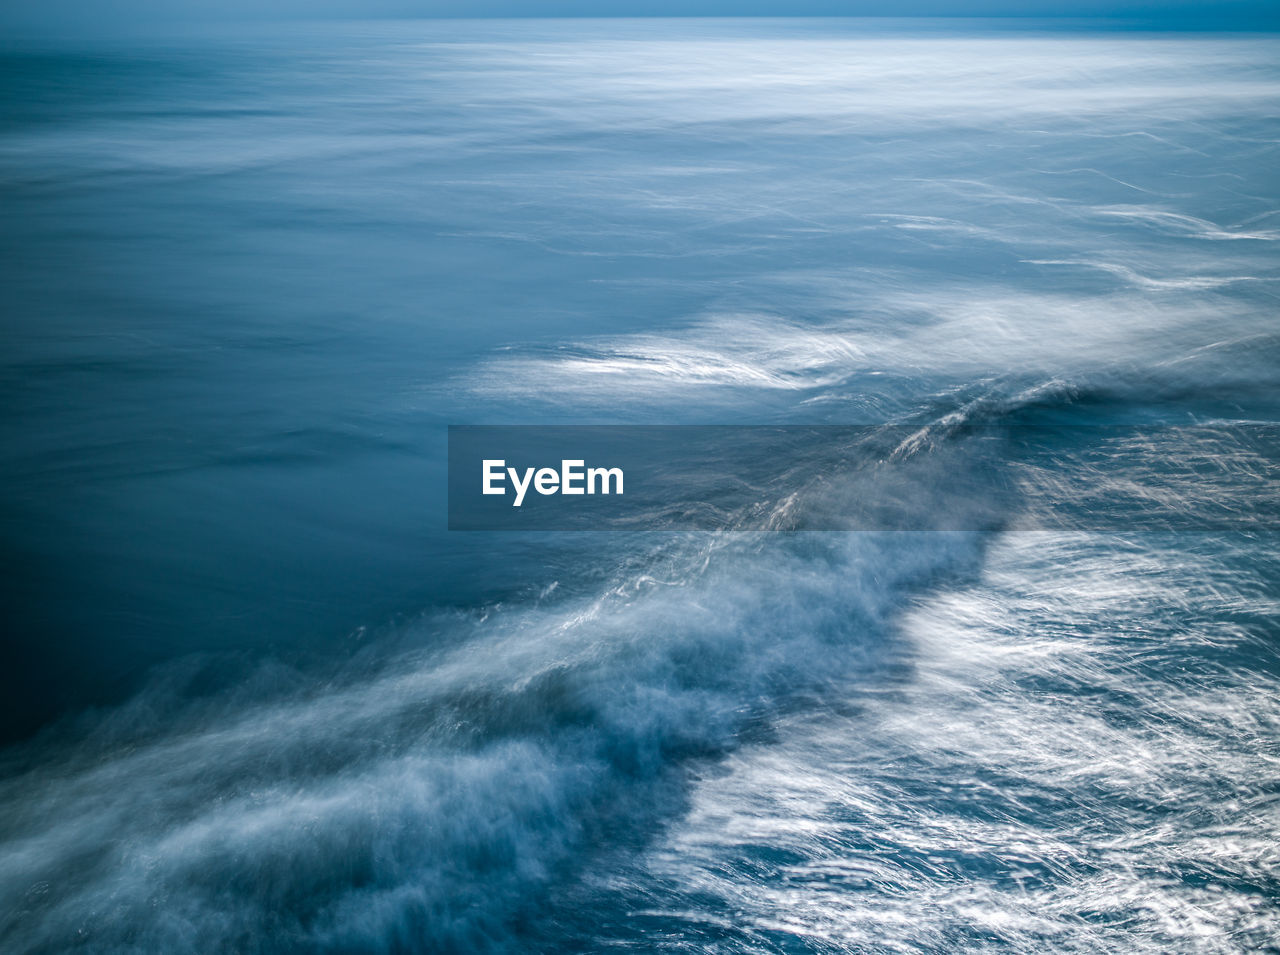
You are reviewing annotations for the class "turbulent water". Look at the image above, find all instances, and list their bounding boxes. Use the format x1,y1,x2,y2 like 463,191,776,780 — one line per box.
1,18,1278,953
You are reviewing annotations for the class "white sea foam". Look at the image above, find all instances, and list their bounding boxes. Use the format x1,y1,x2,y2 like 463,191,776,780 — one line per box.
2,19,1277,954
632,532,1280,952
461,290,1266,416
0,531,981,952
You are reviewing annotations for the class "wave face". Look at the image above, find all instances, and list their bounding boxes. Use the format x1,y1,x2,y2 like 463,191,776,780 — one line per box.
1,18,1279,953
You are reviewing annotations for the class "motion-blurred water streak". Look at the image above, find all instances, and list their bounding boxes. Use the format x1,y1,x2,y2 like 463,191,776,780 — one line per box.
0,18,1277,953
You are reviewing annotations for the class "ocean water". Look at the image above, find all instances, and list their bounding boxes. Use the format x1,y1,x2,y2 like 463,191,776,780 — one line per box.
1,18,1278,952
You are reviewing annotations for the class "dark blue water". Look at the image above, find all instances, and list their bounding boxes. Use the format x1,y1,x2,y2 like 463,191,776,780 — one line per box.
1,19,1278,952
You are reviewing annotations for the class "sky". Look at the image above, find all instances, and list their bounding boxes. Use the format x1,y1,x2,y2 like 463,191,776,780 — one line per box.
2,0,1278,32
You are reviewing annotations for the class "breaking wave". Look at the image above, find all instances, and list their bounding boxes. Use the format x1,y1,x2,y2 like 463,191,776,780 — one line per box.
1,18,1278,954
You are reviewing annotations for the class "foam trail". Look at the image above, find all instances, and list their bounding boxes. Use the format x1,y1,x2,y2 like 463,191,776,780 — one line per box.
612,533,1280,952
0,532,984,953
1,18,1278,954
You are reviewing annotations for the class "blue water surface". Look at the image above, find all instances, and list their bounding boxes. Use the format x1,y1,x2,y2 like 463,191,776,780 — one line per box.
0,19,1277,952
